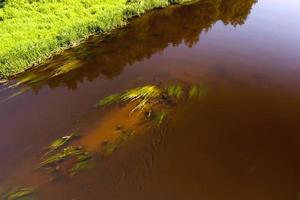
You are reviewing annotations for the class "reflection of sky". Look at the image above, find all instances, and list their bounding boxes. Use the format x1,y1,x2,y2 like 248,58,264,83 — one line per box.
187,0,300,70
252,0,300,45
157,0,300,94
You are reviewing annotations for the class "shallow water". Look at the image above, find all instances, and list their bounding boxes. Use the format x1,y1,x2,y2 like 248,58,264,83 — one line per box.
1,0,300,199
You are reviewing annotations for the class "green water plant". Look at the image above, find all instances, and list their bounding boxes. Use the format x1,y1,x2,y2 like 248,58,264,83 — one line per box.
98,85,162,112
45,133,80,155
40,146,84,167
153,111,168,125
97,94,121,106
98,84,206,115
189,85,199,98
2,187,36,200
189,85,204,98
69,159,92,177
120,85,161,102
122,85,162,112
38,83,207,181
69,153,93,177
102,129,134,156
103,142,119,155
166,84,183,99
51,60,82,77
189,84,207,98
40,132,94,178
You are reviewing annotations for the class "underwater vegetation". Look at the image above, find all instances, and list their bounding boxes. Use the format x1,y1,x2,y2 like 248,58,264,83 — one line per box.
2,187,36,200
98,84,205,112
69,152,93,177
121,85,162,113
39,132,94,181
153,111,169,125
97,84,207,133
96,84,206,131
189,85,206,98
97,94,121,106
101,129,135,156
40,146,85,167
3,83,206,197
121,85,161,102
98,85,162,113
41,84,205,178
95,83,206,156
45,132,80,155
166,85,183,99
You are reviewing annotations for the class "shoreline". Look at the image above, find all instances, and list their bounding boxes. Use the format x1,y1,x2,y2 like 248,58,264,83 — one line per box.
0,0,197,80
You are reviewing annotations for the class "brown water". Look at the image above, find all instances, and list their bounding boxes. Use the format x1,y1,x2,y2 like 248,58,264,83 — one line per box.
1,0,300,199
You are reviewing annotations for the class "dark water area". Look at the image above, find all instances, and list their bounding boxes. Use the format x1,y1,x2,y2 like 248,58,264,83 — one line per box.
1,0,300,199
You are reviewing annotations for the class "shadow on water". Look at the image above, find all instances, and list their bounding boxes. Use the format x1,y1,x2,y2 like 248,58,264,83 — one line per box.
10,0,257,93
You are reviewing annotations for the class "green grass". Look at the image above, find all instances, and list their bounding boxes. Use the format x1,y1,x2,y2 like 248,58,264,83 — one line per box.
0,0,193,79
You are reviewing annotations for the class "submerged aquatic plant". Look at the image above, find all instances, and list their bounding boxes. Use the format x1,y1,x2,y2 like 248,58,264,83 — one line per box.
189,84,207,98
46,133,80,154
69,153,93,177
98,94,121,106
40,132,94,177
69,159,92,177
153,111,168,125
40,146,83,167
166,85,183,99
97,84,207,115
121,85,162,112
12,74,45,88
98,85,162,112
120,85,161,102
103,142,119,155
189,85,198,98
51,60,82,77
2,187,36,200
102,129,134,156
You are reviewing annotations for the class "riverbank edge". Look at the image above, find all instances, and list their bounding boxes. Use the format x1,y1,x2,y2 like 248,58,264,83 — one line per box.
0,0,198,81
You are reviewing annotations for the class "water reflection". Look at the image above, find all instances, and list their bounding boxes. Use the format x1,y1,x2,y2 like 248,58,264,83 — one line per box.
12,0,256,92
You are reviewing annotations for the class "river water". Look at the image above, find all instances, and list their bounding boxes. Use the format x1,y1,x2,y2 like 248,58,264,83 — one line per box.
1,0,300,199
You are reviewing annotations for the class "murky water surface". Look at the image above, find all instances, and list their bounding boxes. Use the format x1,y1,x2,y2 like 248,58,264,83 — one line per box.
1,0,300,199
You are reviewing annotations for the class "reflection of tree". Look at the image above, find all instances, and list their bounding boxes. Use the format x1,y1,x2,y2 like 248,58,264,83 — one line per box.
220,0,257,26
17,0,257,92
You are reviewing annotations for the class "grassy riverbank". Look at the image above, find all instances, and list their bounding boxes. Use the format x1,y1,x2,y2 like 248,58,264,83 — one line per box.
0,0,193,79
